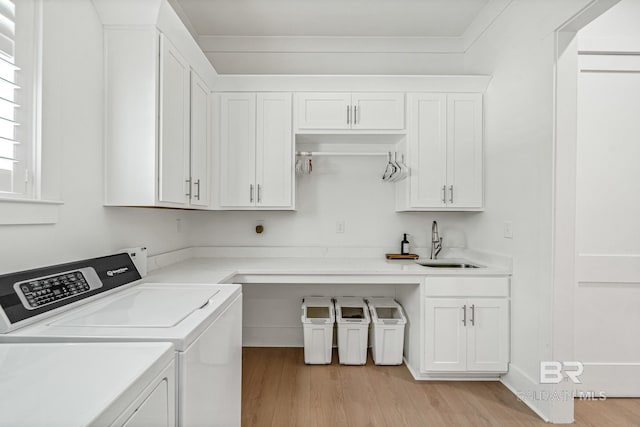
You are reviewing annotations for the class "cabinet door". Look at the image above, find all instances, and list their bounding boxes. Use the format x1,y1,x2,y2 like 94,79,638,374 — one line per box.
295,93,351,130
408,93,447,208
466,298,509,372
158,35,190,206
423,298,467,372
256,93,293,208
189,72,210,208
351,92,405,130
446,94,483,208
219,93,256,207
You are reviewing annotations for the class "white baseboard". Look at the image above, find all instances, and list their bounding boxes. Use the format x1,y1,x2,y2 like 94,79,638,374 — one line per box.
404,357,502,381
243,326,305,347
500,364,558,423
576,363,640,397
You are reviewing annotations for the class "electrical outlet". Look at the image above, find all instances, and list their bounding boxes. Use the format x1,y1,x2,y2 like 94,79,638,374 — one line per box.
176,218,182,233
336,220,345,234
503,221,513,239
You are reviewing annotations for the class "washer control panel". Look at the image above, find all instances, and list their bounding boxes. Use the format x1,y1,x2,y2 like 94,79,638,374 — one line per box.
14,267,102,310
0,253,141,333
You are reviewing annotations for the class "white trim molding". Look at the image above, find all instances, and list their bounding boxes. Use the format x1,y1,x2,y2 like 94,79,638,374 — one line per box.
212,74,492,93
0,198,62,225
576,254,640,284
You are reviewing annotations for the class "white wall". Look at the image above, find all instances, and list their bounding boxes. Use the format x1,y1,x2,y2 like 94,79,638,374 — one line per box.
460,0,593,421
579,0,640,38
190,154,475,252
0,0,192,274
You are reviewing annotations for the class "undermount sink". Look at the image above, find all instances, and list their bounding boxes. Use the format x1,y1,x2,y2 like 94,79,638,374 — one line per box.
415,260,485,269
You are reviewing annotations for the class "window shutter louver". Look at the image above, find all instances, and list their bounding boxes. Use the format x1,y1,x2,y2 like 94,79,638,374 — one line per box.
0,0,19,193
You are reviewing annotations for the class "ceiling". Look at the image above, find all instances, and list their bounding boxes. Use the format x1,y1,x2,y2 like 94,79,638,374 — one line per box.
173,0,490,37
169,0,512,74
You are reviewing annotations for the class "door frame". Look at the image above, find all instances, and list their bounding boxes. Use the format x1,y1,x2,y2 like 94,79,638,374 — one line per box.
551,0,621,423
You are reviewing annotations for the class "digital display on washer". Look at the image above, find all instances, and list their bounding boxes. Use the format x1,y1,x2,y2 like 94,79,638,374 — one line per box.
13,267,102,310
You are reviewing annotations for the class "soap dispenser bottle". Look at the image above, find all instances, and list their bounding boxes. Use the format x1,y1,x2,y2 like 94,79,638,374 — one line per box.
401,234,410,255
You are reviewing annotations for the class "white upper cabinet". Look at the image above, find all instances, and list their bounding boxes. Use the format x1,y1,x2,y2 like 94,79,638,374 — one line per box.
219,93,257,208
219,93,294,210
295,93,351,130
158,36,191,206
97,1,217,209
295,92,405,132
256,93,294,208
408,94,448,208
446,94,483,209
398,93,483,211
351,93,405,130
189,72,211,208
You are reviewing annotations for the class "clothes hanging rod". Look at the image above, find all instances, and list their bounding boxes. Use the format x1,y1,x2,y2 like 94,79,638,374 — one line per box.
296,151,388,157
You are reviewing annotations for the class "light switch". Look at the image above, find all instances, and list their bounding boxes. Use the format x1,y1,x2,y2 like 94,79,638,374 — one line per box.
336,220,345,234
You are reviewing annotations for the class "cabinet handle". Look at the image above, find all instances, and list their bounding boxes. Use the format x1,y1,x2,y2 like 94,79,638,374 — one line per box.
354,105,358,124
470,304,475,326
449,185,454,204
257,184,262,203
441,185,446,204
185,179,192,198
250,184,254,203
346,105,350,125
194,179,201,201
462,304,467,326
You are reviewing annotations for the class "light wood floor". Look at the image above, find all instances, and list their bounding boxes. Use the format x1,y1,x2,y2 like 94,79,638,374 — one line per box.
242,347,640,427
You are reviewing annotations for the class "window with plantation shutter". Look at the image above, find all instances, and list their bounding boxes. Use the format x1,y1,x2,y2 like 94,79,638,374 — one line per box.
0,0,39,198
0,0,19,194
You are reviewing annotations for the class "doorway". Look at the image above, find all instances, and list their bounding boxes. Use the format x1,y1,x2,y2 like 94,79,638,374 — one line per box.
554,0,640,417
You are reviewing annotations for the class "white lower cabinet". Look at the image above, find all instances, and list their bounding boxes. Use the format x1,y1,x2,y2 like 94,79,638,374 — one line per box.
422,277,509,374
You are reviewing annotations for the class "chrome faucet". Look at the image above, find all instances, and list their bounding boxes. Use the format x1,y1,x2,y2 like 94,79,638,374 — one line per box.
430,221,443,259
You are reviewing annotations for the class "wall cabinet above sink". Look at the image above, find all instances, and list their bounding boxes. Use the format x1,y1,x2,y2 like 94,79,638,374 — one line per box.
396,93,484,212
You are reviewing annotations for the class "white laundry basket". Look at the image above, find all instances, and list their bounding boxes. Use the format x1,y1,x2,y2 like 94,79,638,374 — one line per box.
301,297,335,364
367,298,407,365
335,297,371,365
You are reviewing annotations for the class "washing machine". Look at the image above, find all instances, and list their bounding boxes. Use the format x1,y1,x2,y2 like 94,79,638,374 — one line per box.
0,253,242,427
0,341,176,427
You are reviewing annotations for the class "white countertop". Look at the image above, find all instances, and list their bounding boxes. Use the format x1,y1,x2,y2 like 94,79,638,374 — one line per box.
143,248,511,285
0,342,174,427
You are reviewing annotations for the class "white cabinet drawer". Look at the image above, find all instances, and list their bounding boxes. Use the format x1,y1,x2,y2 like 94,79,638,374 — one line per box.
425,276,509,297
